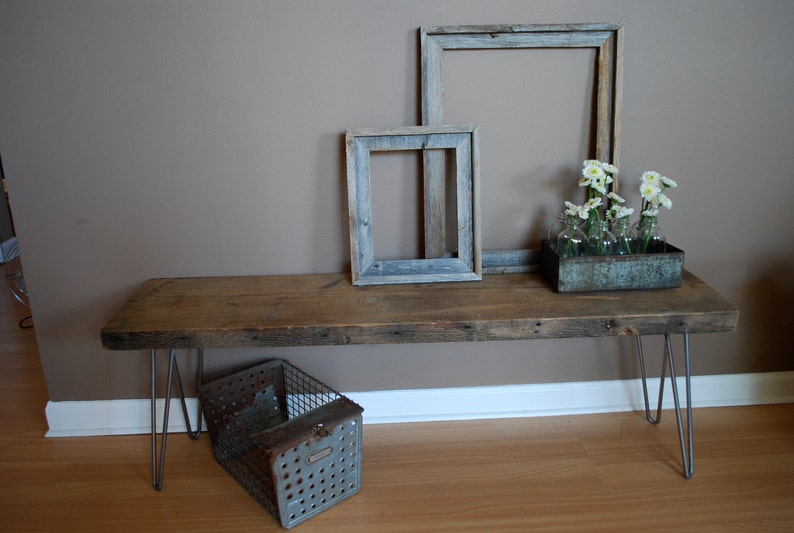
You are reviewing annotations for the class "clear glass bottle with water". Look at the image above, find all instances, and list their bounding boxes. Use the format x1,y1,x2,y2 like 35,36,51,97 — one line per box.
611,217,634,255
557,217,587,257
634,216,666,254
587,219,616,256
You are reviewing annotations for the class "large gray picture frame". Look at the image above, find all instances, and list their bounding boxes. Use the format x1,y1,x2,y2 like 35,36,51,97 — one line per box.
346,125,481,286
421,24,623,272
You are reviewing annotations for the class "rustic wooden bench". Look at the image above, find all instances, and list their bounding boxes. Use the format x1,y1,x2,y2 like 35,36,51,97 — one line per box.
101,270,738,488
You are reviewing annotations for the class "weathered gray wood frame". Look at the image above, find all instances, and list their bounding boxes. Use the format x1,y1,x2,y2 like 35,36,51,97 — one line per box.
421,24,623,273
346,125,481,286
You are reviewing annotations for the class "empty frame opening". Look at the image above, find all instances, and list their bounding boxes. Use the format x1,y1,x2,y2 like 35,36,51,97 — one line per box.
369,151,423,261
443,47,598,250
370,149,459,262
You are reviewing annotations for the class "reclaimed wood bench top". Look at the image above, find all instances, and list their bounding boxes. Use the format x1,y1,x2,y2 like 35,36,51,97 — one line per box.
100,270,738,351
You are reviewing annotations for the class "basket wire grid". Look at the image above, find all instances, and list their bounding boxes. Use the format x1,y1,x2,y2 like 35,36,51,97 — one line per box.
198,359,363,529
3,239,28,307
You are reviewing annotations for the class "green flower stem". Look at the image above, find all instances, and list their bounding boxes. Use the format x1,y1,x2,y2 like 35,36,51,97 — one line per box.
640,233,651,254
621,234,632,255
587,208,604,254
615,219,632,255
638,215,655,254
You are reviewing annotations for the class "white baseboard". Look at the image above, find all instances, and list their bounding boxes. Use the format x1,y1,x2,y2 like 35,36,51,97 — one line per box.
45,371,794,437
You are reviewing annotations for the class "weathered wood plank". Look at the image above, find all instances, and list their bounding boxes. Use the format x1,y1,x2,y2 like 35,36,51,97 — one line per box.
101,271,738,351
482,249,542,274
611,26,624,175
431,31,616,49
357,258,480,286
422,24,623,35
421,29,450,259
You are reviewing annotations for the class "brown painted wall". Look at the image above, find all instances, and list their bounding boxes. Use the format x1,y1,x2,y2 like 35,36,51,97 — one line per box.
1,0,792,401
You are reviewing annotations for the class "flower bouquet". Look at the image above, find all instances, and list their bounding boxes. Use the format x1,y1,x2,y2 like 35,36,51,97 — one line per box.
540,160,684,292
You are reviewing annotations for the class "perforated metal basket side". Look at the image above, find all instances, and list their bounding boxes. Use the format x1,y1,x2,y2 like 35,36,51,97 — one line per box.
198,359,364,529
198,360,289,463
272,409,363,528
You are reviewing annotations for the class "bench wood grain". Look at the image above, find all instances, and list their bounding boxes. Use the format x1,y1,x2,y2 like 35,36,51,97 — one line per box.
101,271,737,351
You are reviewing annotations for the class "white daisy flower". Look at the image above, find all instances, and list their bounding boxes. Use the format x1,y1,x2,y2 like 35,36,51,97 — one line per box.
579,177,591,188
661,176,678,188
586,197,603,209
583,163,606,180
563,201,580,217
592,177,608,195
600,163,619,175
641,171,661,186
659,193,673,209
608,205,634,219
640,182,661,201
607,192,625,203
642,207,660,217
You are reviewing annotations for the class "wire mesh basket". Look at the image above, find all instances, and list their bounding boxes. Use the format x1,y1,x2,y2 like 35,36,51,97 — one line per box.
2,238,28,308
198,359,364,529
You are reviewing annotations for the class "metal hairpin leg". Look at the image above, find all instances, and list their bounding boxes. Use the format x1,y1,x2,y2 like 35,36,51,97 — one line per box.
151,348,204,491
637,333,694,479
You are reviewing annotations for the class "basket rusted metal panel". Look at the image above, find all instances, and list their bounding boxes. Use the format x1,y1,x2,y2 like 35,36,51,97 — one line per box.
198,359,363,529
540,239,684,292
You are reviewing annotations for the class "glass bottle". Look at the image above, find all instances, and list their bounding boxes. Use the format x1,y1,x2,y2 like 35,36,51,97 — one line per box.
546,214,566,252
611,217,633,255
557,217,587,258
634,216,667,254
587,219,616,256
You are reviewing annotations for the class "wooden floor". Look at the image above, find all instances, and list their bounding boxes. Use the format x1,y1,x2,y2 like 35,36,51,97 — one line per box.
1,288,793,531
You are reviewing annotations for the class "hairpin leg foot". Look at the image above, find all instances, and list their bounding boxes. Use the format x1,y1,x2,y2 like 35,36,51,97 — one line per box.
637,333,694,479
151,348,204,491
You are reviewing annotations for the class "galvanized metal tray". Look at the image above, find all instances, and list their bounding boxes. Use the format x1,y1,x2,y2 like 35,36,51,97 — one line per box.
540,240,684,292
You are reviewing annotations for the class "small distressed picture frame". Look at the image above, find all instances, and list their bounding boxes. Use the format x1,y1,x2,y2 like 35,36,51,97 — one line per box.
346,125,481,286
